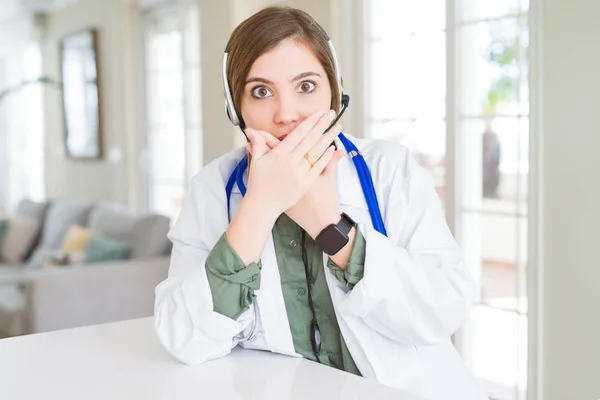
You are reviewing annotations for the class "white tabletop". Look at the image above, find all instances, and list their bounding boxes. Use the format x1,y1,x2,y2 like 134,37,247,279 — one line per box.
0,317,425,400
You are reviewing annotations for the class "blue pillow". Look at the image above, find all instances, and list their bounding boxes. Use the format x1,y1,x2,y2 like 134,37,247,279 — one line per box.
0,218,7,254
84,234,129,263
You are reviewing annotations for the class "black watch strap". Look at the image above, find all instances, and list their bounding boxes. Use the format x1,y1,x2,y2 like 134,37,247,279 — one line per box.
337,213,354,235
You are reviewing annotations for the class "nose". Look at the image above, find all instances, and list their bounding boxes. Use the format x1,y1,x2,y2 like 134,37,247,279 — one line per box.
273,92,300,128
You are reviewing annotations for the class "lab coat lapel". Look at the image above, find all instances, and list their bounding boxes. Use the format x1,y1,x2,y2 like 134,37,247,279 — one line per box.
256,231,299,357
335,136,370,212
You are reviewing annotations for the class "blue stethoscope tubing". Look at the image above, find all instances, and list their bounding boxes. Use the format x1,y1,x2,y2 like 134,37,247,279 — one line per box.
225,132,387,236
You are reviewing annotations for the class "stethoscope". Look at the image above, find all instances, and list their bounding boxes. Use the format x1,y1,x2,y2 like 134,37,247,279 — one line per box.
225,127,388,237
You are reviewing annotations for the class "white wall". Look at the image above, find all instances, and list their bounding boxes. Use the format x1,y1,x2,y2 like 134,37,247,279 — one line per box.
42,0,137,205
539,0,600,398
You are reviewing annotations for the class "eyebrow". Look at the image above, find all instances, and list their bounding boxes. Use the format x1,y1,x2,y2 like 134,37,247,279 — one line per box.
245,71,322,85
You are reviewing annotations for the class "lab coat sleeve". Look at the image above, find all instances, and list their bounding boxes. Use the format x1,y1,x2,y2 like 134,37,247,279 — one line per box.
341,154,477,346
154,181,255,365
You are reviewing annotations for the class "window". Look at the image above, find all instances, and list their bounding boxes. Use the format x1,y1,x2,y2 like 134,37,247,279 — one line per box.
364,1,530,398
365,0,447,197
141,2,202,220
0,42,45,212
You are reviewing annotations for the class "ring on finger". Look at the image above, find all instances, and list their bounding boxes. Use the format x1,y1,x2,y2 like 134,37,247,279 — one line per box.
304,153,315,167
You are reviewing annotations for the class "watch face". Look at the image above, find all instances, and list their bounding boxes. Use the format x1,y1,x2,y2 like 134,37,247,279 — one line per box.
318,225,348,255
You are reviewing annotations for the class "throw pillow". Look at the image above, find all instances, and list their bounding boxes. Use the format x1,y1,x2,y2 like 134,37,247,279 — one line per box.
0,218,7,251
84,234,129,263
31,225,94,268
1,215,42,264
61,225,93,253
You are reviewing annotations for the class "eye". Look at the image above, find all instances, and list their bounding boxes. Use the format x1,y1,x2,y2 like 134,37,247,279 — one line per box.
297,80,316,93
251,86,272,99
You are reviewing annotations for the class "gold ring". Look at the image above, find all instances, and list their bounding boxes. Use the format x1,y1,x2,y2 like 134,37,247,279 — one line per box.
304,154,315,167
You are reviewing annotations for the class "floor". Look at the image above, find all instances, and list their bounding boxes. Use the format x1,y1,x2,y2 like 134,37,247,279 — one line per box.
467,261,528,400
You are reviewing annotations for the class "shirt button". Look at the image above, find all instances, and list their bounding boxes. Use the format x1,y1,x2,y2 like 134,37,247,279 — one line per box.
289,239,298,247
297,287,306,295
251,274,258,281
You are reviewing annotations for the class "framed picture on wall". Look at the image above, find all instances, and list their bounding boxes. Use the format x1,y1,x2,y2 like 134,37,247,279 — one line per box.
60,28,102,159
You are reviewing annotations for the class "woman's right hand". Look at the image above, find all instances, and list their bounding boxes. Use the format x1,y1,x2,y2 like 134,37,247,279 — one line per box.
243,109,341,220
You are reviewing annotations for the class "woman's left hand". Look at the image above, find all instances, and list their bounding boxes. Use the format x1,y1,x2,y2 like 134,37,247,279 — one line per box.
254,130,346,239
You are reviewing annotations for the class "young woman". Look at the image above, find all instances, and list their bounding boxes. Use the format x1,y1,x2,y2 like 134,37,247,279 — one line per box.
155,6,487,400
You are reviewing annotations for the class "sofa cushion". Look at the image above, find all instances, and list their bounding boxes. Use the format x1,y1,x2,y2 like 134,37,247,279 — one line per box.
27,247,60,269
87,202,136,245
38,199,92,251
1,215,42,264
15,200,49,220
131,214,171,258
14,200,50,261
88,202,170,259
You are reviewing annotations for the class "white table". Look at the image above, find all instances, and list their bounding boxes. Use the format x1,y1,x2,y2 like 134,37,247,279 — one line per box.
0,317,426,400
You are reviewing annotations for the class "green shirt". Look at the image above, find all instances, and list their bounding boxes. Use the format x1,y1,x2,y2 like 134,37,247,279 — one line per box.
205,214,365,376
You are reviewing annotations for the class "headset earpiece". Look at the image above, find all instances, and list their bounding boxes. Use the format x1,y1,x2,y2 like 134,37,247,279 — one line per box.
341,94,350,108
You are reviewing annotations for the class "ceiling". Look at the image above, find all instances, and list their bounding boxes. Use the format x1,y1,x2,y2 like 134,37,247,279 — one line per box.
20,0,81,11
0,0,163,24
0,0,82,22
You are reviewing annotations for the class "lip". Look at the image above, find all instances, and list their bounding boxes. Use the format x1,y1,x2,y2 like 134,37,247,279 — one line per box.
279,134,288,141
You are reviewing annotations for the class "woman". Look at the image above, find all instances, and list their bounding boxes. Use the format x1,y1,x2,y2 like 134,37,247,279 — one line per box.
155,6,487,400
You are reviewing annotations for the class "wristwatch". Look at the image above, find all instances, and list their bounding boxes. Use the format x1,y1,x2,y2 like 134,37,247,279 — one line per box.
315,213,356,256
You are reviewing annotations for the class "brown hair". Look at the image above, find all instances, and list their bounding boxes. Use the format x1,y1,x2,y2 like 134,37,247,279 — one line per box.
225,6,340,128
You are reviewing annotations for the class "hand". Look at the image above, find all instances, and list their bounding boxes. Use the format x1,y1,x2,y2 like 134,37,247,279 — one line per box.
256,126,346,239
243,110,341,221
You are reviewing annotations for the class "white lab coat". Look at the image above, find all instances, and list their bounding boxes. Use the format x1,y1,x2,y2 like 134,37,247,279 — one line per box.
154,134,489,400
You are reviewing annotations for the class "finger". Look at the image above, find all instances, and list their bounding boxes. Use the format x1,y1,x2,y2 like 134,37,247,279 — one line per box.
292,110,337,158
323,149,345,176
276,110,325,153
302,124,341,165
298,123,339,172
306,145,336,181
256,130,281,149
246,129,269,158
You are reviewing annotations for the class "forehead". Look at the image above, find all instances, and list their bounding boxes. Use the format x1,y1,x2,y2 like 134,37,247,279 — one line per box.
247,38,325,80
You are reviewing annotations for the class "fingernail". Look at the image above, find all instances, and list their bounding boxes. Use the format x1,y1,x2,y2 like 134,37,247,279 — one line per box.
327,124,341,134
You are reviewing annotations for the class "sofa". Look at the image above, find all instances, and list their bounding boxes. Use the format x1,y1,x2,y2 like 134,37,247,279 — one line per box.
0,198,172,337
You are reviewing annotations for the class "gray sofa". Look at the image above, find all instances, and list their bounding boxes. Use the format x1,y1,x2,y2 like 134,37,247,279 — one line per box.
0,199,172,337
